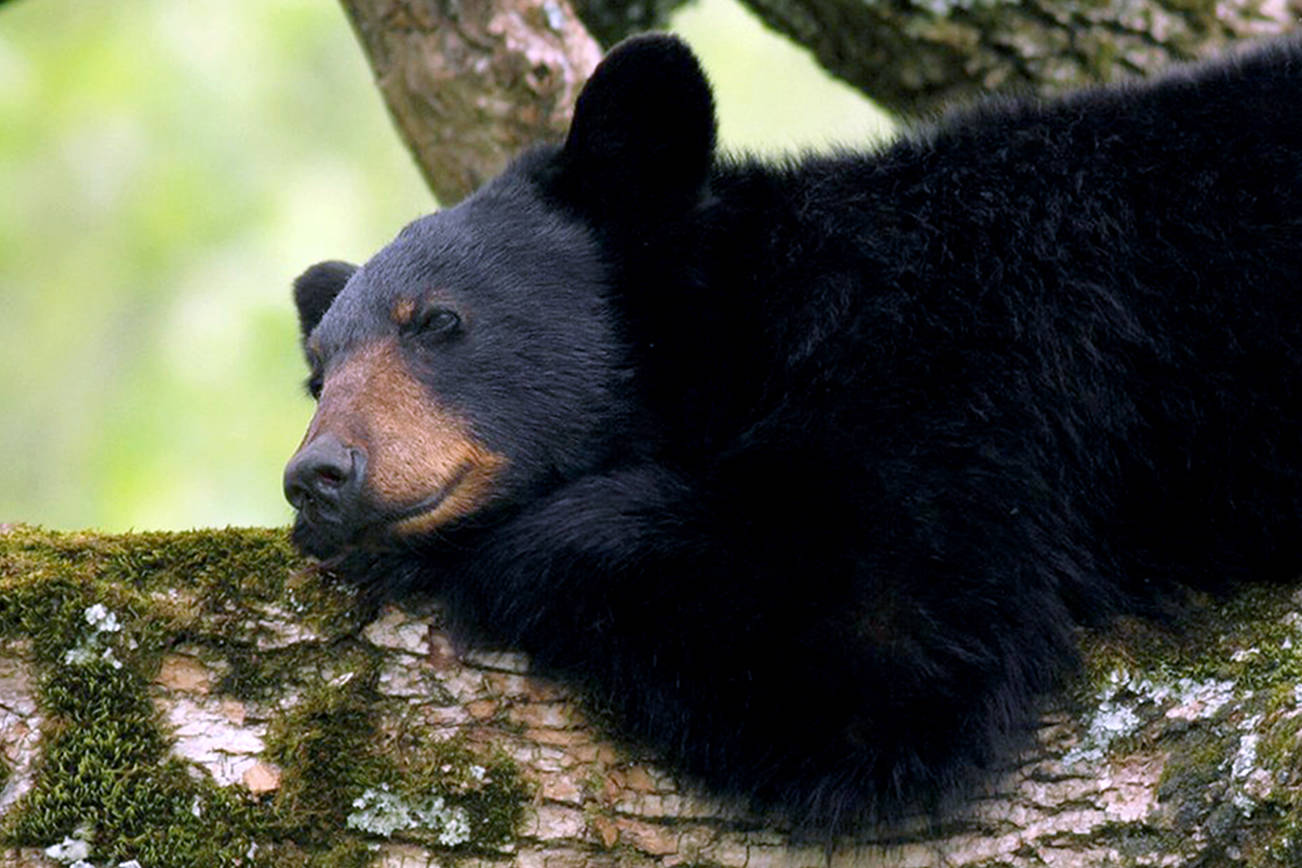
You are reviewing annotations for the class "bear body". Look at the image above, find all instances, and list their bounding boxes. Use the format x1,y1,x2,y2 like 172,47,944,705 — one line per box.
285,35,1302,828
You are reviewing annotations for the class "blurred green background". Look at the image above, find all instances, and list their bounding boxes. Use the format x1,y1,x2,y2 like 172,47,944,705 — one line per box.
0,0,891,532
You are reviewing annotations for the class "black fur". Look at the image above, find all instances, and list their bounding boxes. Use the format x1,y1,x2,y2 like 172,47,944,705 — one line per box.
289,34,1302,830
293,259,357,341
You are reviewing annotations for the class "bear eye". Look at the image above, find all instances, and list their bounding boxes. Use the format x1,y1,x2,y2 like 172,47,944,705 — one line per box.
304,370,324,400
414,306,462,341
303,350,324,399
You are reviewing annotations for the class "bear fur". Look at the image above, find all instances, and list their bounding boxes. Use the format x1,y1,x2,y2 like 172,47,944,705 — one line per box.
285,34,1302,830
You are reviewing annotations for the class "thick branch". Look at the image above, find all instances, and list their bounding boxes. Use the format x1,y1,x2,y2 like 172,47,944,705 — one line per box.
3,527,1302,865
734,0,1302,117
340,0,1302,205
338,0,601,205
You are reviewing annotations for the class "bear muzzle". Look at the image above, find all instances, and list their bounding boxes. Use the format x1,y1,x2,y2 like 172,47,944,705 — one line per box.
284,340,508,557
283,432,365,526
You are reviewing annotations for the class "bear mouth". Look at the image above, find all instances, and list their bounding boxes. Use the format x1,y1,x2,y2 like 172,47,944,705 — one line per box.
290,460,482,560
378,461,475,536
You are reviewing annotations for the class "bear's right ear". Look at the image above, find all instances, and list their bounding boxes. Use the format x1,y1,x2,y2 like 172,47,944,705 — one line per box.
557,34,716,220
293,260,356,340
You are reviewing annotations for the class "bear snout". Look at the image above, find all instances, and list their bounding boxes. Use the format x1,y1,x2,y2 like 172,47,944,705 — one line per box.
283,432,365,527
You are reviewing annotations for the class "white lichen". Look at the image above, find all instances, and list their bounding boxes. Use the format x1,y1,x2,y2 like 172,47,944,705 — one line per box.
1065,669,1145,764
83,604,121,633
911,0,1020,15
1066,701,1142,764
1162,677,1237,722
1067,669,1240,764
542,0,566,31
62,605,125,670
1231,714,1264,814
347,783,473,846
415,796,471,847
347,784,414,838
43,835,91,864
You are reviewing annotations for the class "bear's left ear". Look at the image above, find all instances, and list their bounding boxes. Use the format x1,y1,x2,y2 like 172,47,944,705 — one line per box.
293,260,356,341
558,34,716,219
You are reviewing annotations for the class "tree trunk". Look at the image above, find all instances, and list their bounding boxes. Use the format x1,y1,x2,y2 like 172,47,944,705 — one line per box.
2,526,1301,866
337,0,601,207
339,0,1302,204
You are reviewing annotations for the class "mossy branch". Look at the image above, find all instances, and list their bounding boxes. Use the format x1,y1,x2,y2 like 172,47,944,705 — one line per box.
2,525,1302,866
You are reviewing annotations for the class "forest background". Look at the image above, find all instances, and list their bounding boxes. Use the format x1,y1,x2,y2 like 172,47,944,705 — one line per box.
0,0,891,532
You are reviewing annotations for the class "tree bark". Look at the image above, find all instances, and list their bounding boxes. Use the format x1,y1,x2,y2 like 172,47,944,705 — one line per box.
3,527,1302,866
337,0,601,206
733,0,1302,119
339,0,1302,204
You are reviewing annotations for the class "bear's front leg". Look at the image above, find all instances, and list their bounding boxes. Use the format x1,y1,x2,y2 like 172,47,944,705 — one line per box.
430,459,1078,828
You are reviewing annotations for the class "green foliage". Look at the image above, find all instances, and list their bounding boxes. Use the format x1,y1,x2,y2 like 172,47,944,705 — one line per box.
0,0,433,532
0,0,890,534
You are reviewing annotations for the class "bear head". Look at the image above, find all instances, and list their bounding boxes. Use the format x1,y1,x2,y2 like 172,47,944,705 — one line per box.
284,35,716,558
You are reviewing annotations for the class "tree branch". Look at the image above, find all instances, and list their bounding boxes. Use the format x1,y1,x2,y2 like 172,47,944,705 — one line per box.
733,0,1302,117
2,527,1302,865
338,0,601,205
339,0,1302,204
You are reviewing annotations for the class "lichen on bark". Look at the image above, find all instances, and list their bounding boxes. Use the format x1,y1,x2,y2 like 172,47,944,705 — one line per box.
3,524,1302,867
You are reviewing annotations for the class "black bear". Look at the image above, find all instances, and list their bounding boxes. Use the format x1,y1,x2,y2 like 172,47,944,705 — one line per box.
284,34,1302,830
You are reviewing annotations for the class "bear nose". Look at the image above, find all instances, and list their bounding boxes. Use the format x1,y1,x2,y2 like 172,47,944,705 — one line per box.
283,434,362,513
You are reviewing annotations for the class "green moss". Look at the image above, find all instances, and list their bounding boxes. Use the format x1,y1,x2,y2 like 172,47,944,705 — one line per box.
302,839,377,868
1257,711,1302,782
3,654,267,866
1078,582,1302,699
395,736,532,851
208,626,375,703
0,526,401,866
264,658,392,844
1066,576,1302,866
1157,727,1236,813
1233,710,1302,867
261,664,532,855
0,527,294,865
0,525,536,865
0,524,319,669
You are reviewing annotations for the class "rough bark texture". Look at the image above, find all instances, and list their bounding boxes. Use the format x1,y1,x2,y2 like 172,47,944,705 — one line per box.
338,0,602,206
734,0,1302,118
340,0,1302,204
3,526,1302,867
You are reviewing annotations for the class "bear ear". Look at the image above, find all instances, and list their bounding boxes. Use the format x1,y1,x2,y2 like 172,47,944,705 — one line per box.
558,34,716,218
293,260,356,340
